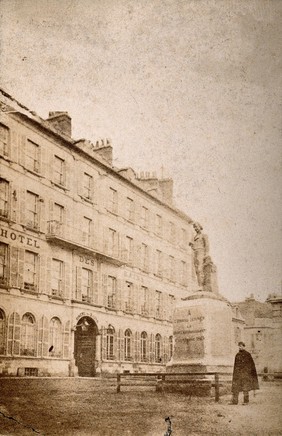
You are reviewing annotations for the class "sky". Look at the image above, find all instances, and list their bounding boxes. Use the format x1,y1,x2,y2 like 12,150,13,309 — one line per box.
0,0,281,302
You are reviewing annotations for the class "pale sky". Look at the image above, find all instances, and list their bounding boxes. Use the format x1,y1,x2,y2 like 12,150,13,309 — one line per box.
1,0,281,302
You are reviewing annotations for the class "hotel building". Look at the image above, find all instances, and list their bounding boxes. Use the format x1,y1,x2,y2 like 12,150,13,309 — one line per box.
0,89,197,376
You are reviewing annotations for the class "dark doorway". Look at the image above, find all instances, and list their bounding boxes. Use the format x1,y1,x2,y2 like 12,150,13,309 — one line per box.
74,317,97,377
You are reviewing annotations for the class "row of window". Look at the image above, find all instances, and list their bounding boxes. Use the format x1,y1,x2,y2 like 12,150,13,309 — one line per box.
0,310,70,358
0,122,190,248
0,192,189,283
0,309,173,363
0,244,175,320
104,326,173,363
108,186,188,246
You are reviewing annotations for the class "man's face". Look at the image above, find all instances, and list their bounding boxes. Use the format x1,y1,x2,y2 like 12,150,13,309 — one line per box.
194,224,200,233
239,344,245,351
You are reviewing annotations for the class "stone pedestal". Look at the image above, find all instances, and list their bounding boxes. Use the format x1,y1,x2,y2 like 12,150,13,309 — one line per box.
167,291,234,374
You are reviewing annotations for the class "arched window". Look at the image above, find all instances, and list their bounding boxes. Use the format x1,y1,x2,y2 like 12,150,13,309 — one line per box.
49,317,62,357
141,331,147,362
124,329,132,361
169,335,173,361
0,309,6,354
106,325,115,360
155,333,162,363
21,313,36,356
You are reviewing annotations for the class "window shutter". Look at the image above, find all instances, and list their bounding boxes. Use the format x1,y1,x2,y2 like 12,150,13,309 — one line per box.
101,328,107,360
119,328,124,361
48,153,53,182
76,266,82,300
39,254,46,294
42,316,49,357
10,182,17,222
163,293,169,321
112,328,117,361
92,270,98,305
120,235,127,262
136,331,141,362
10,246,19,287
103,227,108,255
18,248,24,289
46,257,51,296
134,202,140,225
163,336,168,364
102,274,108,307
7,312,20,355
133,284,139,314
149,288,155,317
134,242,141,270
116,279,122,310
149,333,154,363
10,130,18,162
40,145,46,178
19,134,26,167
19,189,26,225
63,321,70,359
64,261,70,300
39,196,45,233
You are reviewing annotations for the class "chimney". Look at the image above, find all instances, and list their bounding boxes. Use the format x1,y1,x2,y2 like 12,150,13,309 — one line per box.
47,111,72,137
159,178,173,205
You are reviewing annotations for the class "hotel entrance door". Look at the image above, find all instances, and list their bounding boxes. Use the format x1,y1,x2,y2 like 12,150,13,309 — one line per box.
74,317,97,377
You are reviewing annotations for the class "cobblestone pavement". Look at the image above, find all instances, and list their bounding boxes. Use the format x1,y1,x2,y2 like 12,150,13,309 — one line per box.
0,378,281,435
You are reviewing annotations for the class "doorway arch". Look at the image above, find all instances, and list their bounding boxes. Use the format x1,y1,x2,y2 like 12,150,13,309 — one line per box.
74,316,98,377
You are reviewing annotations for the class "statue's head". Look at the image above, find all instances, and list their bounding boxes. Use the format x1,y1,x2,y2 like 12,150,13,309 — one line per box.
193,222,203,232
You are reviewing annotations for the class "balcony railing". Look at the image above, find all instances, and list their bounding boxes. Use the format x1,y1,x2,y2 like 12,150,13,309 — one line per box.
107,295,116,309
46,221,124,266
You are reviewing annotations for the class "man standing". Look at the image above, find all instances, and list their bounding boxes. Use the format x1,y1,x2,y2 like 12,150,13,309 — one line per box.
230,341,259,405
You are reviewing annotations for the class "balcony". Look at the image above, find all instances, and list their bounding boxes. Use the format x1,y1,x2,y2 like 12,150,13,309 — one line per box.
82,295,91,303
51,288,63,299
0,208,8,218
141,305,149,317
46,221,125,266
23,283,37,294
0,275,8,284
125,302,133,314
107,295,116,310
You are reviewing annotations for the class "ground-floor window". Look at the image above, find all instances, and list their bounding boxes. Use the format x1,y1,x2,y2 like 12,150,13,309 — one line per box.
124,329,132,361
155,333,162,363
20,313,36,356
49,317,63,357
106,326,114,360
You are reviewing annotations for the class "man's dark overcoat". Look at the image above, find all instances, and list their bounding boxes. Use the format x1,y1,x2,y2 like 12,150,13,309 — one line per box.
231,349,259,393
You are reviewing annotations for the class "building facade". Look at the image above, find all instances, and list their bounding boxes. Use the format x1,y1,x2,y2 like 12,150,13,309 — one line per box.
234,294,282,374
0,89,198,376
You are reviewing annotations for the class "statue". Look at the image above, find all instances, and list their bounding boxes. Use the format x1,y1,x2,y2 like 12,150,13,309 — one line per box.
189,222,209,289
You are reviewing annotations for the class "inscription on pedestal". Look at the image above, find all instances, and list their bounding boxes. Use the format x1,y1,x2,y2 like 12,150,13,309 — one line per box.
174,307,205,359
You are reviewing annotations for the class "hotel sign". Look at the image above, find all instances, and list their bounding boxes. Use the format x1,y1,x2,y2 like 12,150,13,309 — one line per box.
0,227,40,248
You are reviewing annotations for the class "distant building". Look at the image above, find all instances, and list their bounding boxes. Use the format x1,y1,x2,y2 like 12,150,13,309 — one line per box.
233,294,282,373
0,88,201,376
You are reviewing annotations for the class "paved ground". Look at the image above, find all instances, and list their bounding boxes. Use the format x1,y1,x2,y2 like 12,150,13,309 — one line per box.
0,378,281,435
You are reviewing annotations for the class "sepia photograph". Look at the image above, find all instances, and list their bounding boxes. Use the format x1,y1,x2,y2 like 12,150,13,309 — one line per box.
0,0,281,434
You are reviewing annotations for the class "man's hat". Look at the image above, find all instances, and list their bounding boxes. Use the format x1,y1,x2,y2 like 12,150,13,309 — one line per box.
238,341,245,347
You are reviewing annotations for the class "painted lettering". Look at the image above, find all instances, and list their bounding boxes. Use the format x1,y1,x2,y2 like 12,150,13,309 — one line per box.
0,229,8,238
0,227,40,248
